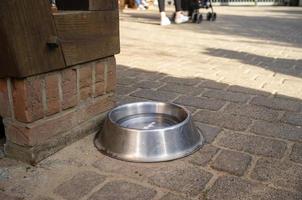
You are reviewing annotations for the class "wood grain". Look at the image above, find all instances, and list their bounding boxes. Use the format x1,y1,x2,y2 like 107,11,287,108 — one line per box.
54,10,120,66
56,0,118,11
0,0,65,78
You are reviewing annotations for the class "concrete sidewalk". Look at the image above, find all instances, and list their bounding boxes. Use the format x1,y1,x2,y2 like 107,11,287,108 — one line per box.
1,6,302,200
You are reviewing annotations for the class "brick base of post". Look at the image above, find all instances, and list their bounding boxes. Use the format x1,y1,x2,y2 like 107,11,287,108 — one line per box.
0,56,116,164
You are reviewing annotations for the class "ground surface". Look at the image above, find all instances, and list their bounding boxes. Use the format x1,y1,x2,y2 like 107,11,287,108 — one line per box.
1,6,302,200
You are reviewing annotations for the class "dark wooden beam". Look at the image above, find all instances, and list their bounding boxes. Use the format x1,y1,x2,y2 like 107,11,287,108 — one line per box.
56,0,118,11
0,0,65,78
53,10,120,66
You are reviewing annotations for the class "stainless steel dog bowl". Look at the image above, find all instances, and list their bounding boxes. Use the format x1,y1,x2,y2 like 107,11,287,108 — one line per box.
94,101,204,162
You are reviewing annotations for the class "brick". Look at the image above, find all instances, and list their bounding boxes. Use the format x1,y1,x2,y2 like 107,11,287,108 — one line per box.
88,181,156,200
200,80,228,90
228,85,270,96
107,56,116,72
148,164,213,197
12,77,44,123
54,171,106,200
207,176,301,200
203,89,251,103
251,158,302,192
281,112,302,126
95,61,105,82
290,143,302,164
250,120,302,142
224,103,279,122
131,89,178,102
6,110,77,146
160,193,190,200
162,77,201,86
159,83,203,96
211,149,252,176
194,110,252,131
174,96,226,111
135,80,164,89
184,144,219,166
77,96,114,124
62,69,77,110
251,96,302,112
94,82,105,97
79,66,92,101
0,192,22,200
216,131,287,158
45,74,60,116
0,79,11,118
80,87,92,101
106,67,116,93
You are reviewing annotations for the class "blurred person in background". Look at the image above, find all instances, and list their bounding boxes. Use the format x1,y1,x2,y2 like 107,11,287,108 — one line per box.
136,0,149,10
157,0,189,25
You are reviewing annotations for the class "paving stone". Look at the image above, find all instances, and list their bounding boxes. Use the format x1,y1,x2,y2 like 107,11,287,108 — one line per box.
159,83,203,96
117,77,137,85
174,96,226,111
135,80,164,89
114,95,147,105
131,89,179,102
159,193,190,200
250,120,302,142
34,197,54,200
224,103,279,122
203,89,251,103
92,156,153,181
251,96,302,112
88,181,156,200
0,192,22,200
184,145,219,166
281,112,302,126
122,70,164,81
290,143,302,164
0,145,4,159
251,158,302,192
199,80,228,90
211,149,252,176
116,85,137,95
185,106,198,113
228,85,270,96
161,77,201,86
207,176,302,200
195,123,222,143
0,168,9,181
194,110,252,131
148,164,213,197
216,131,287,158
54,171,106,200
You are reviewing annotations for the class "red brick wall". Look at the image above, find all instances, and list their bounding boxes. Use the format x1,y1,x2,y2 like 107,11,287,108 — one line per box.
0,56,116,164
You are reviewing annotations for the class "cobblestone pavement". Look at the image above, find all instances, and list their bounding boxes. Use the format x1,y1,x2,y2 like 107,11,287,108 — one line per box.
1,6,302,200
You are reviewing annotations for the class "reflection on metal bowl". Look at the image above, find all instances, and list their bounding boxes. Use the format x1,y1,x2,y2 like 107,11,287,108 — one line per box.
94,101,204,162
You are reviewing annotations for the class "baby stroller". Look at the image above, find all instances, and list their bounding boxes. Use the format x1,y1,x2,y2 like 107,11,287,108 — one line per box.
181,0,217,23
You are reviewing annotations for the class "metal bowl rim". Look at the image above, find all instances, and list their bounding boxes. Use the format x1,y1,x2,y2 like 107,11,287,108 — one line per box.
107,101,191,132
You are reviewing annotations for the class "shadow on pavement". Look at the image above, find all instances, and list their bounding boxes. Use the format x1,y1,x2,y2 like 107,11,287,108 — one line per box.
204,48,302,78
122,11,302,48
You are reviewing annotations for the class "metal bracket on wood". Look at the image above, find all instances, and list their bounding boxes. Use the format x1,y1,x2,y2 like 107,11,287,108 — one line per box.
47,36,60,48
